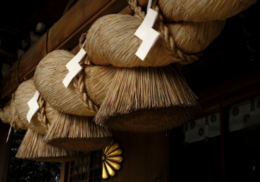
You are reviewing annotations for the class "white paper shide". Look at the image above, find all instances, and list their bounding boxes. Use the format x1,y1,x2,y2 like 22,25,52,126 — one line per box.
134,0,159,60
27,90,40,122
62,48,86,87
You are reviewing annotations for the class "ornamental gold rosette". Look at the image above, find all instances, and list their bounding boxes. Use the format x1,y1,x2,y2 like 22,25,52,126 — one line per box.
102,140,123,179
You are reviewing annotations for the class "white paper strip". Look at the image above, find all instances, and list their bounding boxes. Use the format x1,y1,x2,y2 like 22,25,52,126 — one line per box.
135,28,160,60
134,9,158,41
147,0,153,13
229,100,250,132
6,113,15,143
63,40,87,87
188,118,206,143
62,48,86,87
27,91,40,122
6,125,12,143
134,0,159,60
208,113,221,137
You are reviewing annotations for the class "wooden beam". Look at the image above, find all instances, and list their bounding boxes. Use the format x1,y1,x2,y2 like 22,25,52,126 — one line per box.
0,75,13,181
63,0,78,15
0,122,13,182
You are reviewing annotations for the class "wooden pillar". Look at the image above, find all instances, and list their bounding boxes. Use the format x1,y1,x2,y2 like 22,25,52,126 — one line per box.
0,122,13,182
60,162,69,182
220,103,229,182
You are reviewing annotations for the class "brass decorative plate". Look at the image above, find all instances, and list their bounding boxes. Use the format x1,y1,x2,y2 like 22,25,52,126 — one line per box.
102,140,123,179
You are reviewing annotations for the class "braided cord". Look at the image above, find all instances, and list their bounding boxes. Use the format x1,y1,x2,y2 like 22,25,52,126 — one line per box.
37,96,50,130
73,60,99,112
127,0,201,65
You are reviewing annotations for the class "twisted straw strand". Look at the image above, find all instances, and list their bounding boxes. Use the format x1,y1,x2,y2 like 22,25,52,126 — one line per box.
73,61,99,112
37,96,50,130
127,0,201,65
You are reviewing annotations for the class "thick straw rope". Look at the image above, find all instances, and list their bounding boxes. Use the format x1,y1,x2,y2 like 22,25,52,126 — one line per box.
158,0,257,22
128,0,201,65
73,59,99,112
37,96,50,131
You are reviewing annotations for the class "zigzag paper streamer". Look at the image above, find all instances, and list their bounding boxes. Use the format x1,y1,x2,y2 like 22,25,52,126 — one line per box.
27,91,40,122
134,0,159,60
63,40,87,87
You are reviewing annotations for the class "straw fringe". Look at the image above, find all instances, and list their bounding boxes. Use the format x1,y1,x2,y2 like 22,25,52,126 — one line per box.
44,112,112,151
34,50,98,116
158,0,257,22
16,129,82,162
95,65,199,132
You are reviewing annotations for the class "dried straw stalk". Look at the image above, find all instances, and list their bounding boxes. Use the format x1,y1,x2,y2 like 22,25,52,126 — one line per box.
34,50,98,116
14,79,48,135
95,65,199,132
44,112,112,152
16,129,82,162
158,0,257,22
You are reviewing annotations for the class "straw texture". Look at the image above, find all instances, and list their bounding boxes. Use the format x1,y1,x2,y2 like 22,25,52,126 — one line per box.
34,50,98,116
45,102,59,125
127,0,202,65
158,0,257,22
95,66,199,132
84,66,117,106
14,79,48,134
44,113,112,152
10,100,28,130
167,20,226,54
0,101,28,131
16,129,82,162
82,14,176,67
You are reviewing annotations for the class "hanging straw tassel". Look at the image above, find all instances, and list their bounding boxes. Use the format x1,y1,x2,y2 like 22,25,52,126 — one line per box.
0,101,28,130
43,112,112,152
16,129,82,162
95,65,199,132
158,0,257,22
34,50,98,116
14,79,48,134
10,99,28,130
